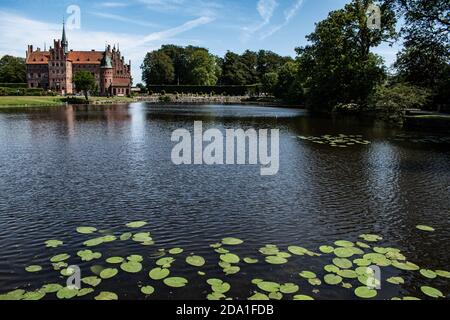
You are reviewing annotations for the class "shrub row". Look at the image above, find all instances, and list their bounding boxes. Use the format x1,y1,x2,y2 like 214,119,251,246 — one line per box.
146,85,261,96
0,87,56,96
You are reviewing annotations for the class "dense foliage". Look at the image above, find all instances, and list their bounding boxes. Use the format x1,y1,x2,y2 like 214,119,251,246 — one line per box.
73,71,96,100
0,55,26,83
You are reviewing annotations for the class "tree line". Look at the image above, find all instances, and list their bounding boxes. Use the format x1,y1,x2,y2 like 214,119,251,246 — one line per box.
141,0,449,112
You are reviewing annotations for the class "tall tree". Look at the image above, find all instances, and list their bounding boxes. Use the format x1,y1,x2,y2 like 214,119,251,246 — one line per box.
0,55,26,83
185,49,218,86
73,71,96,100
141,51,175,85
257,50,293,80
296,0,396,111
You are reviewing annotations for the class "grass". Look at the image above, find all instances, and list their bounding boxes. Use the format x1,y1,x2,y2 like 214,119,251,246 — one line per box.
0,96,65,107
0,96,136,108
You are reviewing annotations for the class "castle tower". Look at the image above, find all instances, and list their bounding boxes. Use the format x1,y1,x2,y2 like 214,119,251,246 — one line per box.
61,21,68,54
100,50,113,96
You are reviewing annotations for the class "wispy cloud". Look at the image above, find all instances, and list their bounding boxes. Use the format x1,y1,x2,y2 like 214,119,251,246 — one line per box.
98,2,130,8
242,0,278,41
90,12,160,28
261,0,305,39
0,11,213,83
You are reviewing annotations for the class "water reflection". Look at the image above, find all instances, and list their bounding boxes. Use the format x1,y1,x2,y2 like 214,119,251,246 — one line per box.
0,103,449,299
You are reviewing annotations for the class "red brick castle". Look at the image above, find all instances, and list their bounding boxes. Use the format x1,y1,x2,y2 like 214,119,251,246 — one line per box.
26,23,132,96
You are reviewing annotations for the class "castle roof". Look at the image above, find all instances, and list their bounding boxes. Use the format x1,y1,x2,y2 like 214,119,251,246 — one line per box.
67,51,103,64
26,51,50,64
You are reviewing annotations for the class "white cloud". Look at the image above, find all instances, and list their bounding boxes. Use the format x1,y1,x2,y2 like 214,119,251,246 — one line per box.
98,2,130,8
242,0,279,41
0,11,214,83
90,12,161,28
261,0,304,39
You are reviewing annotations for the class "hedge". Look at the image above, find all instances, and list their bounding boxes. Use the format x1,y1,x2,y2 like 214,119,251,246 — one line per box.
146,85,261,96
0,87,52,96
0,83,28,88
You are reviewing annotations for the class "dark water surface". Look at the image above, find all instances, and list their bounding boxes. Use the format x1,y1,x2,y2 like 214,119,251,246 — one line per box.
0,103,449,300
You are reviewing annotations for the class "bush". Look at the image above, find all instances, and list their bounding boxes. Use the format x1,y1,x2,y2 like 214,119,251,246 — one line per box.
368,83,431,112
0,83,27,88
0,87,46,96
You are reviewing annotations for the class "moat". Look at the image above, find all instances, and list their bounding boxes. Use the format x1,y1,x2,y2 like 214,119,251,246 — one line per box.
0,103,449,300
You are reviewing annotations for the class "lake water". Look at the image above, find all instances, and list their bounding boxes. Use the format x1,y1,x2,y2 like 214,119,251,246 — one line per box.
0,103,449,300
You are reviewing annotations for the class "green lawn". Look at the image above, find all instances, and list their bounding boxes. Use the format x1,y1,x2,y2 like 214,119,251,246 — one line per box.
0,96,136,107
0,96,65,107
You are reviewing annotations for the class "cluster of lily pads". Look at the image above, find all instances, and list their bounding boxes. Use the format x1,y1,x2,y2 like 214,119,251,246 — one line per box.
296,134,371,148
0,221,448,300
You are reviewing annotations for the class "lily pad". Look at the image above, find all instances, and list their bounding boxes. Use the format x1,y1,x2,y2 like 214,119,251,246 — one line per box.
337,270,358,279
126,221,147,228
56,287,78,299
435,270,450,278
221,237,243,245
77,288,94,297
156,257,175,267
287,246,309,256
45,240,63,248
334,240,354,247
324,274,343,285
106,257,124,264
359,234,382,242
95,291,118,300
77,250,102,262
243,257,258,264
169,248,184,255
257,281,280,293
392,261,420,271
212,282,231,294
163,277,188,288
25,265,42,273
50,253,70,263
248,292,270,300
269,292,283,300
299,271,316,279
420,269,437,279
223,266,240,275
387,276,404,285
127,255,143,262
220,253,240,264
82,276,101,287
279,283,299,294
120,261,142,273
293,295,314,300
354,286,377,299
420,286,444,298
308,278,322,286
149,267,170,280
141,285,155,295
416,225,435,232
186,255,206,267
76,226,97,234
119,232,132,241
265,256,288,265
100,268,118,279
319,246,334,254
333,258,352,269
22,290,46,300
324,264,340,273
41,283,63,293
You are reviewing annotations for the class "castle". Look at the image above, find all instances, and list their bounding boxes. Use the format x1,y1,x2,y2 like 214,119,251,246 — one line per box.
26,23,132,96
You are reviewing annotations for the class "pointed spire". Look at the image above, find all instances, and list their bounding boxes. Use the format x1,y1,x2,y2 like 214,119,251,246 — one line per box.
61,18,68,54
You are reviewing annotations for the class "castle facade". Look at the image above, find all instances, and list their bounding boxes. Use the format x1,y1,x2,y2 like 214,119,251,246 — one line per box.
26,24,132,96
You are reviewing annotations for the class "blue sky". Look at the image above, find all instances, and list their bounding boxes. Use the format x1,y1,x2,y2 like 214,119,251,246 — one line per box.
0,0,399,83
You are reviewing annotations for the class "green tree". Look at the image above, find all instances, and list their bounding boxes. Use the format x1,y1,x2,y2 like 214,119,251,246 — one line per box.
141,51,175,85
296,0,396,112
186,49,218,85
261,72,278,95
73,71,96,101
220,51,248,85
0,55,26,83
274,61,303,102
257,50,293,80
